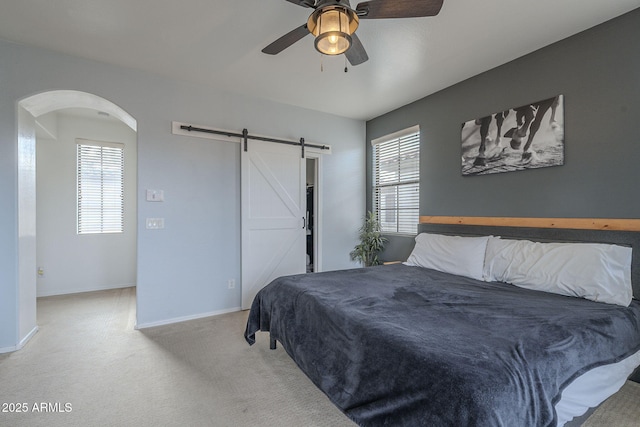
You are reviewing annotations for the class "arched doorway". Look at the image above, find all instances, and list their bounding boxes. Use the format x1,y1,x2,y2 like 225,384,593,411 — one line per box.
16,90,137,350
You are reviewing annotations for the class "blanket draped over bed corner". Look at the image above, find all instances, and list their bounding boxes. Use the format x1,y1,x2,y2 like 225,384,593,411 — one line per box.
244,264,640,427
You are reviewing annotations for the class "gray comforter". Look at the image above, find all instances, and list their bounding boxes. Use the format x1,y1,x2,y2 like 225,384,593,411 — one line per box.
244,264,640,426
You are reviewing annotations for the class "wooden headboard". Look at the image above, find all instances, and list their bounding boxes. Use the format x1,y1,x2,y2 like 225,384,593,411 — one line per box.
418,216,640,299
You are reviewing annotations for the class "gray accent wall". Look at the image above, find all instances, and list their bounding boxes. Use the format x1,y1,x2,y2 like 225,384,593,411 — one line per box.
367,8,640,262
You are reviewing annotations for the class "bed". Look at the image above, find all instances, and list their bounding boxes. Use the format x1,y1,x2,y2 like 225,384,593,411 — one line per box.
244,220,640,426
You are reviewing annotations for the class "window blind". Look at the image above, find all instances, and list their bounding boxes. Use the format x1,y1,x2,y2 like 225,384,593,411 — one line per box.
77,139,124,234
372,127,420,234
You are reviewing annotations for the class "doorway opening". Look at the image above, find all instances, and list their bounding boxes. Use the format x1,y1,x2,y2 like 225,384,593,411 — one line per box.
16,90,137,350
306,157,318,273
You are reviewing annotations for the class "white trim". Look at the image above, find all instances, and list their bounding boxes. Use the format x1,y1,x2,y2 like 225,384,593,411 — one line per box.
0,345,18,354
76,138,124,149
307,153,324,272
36,283,135,298
19,325,38,349
305,144,332,156
135,306,242,330
1,325,39,353
371,124,420,146
20,90,137,131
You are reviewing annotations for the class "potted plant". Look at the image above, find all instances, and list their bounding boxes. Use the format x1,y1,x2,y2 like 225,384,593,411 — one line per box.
350,211,387,267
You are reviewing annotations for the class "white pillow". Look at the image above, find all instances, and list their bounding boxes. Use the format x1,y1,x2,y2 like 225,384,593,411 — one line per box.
483,237,633,307
404,233,490,281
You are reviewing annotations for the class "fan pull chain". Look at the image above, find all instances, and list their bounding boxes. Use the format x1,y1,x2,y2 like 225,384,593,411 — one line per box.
320,54,324,72
344,56,348,73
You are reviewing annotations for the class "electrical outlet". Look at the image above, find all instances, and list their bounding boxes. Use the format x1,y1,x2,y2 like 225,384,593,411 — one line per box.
228,279,235,289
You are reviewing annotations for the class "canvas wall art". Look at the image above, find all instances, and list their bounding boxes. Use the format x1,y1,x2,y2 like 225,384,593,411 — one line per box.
461,95,564,176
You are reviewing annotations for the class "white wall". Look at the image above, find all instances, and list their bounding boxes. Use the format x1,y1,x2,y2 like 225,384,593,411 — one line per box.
17,106,38,348
0,39,365,349
36,112,137,297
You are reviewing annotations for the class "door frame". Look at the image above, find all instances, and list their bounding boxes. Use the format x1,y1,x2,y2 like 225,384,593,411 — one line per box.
306,153,323,273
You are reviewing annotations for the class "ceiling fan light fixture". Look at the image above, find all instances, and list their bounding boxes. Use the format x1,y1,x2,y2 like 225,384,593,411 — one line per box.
316,30,351,55
308,6,359,56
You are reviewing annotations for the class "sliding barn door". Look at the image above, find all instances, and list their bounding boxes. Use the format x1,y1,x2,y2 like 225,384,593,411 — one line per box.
241,140,306,309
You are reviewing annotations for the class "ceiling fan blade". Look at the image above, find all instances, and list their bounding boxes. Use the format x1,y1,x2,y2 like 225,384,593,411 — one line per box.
262,24,310,55
356,0,443,19
284,0,315,8
345,33,368,66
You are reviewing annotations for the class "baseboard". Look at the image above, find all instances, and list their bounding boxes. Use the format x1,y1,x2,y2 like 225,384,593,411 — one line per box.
36,283,135,297
0,345,18,354
19,325,38,349
135,306,242,330
0,325,39,354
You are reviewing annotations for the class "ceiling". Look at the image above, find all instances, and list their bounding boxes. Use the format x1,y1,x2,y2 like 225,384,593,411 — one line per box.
1,0,639,121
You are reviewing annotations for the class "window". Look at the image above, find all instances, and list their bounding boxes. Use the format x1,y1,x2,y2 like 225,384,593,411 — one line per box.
372,126,420,234
77,139,124,234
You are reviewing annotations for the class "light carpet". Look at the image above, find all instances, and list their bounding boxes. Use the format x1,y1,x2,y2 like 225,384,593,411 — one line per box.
0,287,637,426
581,380,640,427
0,287,353,427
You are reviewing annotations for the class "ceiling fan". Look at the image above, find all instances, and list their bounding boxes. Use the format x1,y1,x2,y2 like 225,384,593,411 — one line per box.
262,0,444,66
